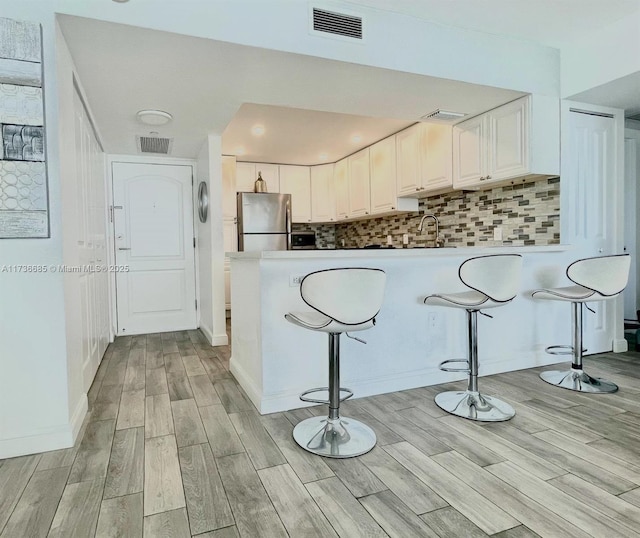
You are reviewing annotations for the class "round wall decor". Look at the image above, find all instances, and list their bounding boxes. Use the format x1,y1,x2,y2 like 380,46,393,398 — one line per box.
198,181,208,223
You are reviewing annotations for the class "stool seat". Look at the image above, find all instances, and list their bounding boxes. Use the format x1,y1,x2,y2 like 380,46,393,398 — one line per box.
532,285,605,302
425,290,506,309
285,311,375,333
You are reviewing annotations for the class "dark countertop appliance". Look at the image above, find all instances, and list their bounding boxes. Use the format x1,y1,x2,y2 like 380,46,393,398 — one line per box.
291,231,316,250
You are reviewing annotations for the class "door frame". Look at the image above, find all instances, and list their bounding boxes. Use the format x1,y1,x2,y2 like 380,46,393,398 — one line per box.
106,155,200,337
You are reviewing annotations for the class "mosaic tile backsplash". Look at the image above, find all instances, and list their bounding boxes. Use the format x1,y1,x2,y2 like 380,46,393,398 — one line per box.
334,178,560,249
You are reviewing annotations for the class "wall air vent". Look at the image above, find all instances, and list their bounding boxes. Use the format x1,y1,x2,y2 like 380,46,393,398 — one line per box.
312,7,363,40
421,109,467,123
137,135,173,155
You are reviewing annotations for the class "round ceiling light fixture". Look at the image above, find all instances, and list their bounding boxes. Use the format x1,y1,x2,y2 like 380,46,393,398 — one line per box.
112,0,130,3
234,146,246,156
136,109,173,126
351,134,362,143
251,124,265,137
318,152,329,161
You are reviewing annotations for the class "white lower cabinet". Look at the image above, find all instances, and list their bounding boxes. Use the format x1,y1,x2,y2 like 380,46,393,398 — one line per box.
279,165,311,223
311,163,336,222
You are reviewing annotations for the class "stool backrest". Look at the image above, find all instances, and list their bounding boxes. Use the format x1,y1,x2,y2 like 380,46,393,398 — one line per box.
567,254,630,296
300,268,386,325
459,254,523,303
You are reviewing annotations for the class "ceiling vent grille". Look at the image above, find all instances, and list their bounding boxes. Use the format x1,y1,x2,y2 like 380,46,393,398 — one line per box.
137,135,173,154
312,8,363,40
421,109,467,123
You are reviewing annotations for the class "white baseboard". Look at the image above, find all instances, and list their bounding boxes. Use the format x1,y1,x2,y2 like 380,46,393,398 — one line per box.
229,357,262,411
613,338,629,353
0,394,88,460
200,323,228,346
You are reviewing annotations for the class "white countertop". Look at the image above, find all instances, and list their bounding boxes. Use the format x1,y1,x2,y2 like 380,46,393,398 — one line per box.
228,244,571,259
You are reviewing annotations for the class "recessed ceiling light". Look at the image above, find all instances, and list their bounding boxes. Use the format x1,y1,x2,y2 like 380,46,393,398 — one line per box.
319,153,329,161
136,109,172,126
234,146,246,156
112,0,130,3
251,124,265,137
351,134,362,143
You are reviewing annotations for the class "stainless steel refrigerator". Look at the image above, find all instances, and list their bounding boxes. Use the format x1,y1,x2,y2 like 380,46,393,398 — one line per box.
237,192,292,251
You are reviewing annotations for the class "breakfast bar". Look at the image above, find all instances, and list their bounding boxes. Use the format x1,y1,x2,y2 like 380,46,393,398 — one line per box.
229,245,582,414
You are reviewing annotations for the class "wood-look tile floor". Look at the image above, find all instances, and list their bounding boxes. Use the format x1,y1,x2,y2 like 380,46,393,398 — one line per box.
3,330,640,537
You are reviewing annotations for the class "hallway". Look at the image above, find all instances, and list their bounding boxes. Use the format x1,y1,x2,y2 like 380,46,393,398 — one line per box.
2,330,640,537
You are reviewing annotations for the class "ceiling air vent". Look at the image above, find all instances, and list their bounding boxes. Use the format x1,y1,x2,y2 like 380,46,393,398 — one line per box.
137,135,173,155
312,7,363,40
421,110,467,123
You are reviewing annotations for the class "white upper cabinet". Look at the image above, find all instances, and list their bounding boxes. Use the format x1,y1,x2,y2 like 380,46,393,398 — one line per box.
453,95,559,189
311,163,336,223
334,158,350,220
222,155,237,219
488,97,528,181
420,123,453,191
453,114,486,187
396,124,422,196
235,162,280,193
370,136,397,213
235,162,257,192
279,164,311,223
348,148,371,218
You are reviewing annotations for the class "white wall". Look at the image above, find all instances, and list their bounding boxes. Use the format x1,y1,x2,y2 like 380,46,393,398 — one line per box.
561,10,640,99
625,120,640,319
54,0,559,97
196,135,228,346
0,0,80,458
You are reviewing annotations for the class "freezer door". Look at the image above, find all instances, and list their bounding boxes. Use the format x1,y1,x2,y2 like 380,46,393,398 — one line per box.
237,193,291,234
241,233,289,252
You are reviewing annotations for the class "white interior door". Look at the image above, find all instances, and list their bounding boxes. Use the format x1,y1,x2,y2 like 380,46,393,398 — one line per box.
564,108,617,352
112,162,197,335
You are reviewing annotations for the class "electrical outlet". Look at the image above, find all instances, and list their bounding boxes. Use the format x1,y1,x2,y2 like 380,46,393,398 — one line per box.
402,233,409,245
493,227,503,241
290,274,304,287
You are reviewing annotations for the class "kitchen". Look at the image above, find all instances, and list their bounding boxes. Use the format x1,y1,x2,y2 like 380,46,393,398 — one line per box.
1,2,638,536
221,95,577,413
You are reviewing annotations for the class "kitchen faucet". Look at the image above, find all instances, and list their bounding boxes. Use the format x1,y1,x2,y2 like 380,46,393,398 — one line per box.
418,213,445,247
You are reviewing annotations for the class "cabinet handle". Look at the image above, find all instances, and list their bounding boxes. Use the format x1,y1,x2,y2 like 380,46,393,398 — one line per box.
365,211,369,215
486,175,492,180
479,176,486,181
415,187,420,191
391,206,395,210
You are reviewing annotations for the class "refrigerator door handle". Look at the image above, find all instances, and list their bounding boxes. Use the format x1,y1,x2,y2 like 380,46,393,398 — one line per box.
285,197,292,250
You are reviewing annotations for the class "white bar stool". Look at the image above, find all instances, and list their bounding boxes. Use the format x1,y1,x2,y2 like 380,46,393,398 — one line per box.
424,254,523,422
532,254,630,393
285,268,386,458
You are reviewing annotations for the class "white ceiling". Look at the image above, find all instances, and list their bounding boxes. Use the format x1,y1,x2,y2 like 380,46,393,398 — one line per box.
223,104,413,165
58,15,524,161
59,1,640,162
347,0,640,48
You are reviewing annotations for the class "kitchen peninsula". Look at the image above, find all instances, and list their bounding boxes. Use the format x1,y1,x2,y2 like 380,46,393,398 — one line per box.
229,245,573,413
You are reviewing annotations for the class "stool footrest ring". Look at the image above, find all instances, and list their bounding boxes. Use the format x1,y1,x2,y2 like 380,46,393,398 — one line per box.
545,345,587,356
439,359,470,373
300,387,354,405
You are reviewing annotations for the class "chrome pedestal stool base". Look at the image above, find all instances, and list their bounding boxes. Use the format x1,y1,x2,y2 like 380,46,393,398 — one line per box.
434,390,515,422
292,415,376,458
539,368,618,393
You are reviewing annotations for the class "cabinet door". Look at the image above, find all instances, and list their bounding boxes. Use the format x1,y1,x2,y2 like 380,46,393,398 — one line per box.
348,148,371,217
396,124,422,196
488,96,529,181
334,158,350,220
311,163,336,222
222,156,237,218
279,165,311,223
255,163,280,193
223,217,237,255
421,123,452,191
235,162,256,192
453,115,486,188
370,136,397,213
